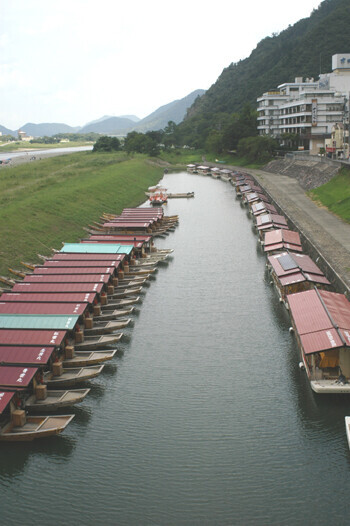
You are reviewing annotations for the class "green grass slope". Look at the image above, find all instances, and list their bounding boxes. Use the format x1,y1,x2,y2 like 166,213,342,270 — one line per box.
308,167,350,223
0,152,163,276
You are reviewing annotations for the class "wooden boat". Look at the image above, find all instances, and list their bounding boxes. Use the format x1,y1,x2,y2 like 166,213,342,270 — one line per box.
127,268,156,276
288,289,350,394
345,417,350,449
43,365,104,387
25,388,90,412
167,192,194,198
118,277,147,286
94,307,134,321
101,297,140,309
74,333,122,350
0,414,75,441
83,318,131,335
109,287,142,299
63,350,117,367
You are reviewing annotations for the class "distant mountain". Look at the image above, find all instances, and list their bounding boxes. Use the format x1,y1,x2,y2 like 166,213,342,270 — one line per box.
119,115,140,122
0,125,15,137
20,122,80,137
0,90,204,138
79,116,137,134
134,89,205,132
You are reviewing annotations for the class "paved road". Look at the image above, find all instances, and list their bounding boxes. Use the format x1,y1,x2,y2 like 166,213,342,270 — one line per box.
248,168,350,293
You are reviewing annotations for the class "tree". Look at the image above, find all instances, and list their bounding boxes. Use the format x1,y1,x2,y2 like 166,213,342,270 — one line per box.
237,135,278,163
93,136,120,152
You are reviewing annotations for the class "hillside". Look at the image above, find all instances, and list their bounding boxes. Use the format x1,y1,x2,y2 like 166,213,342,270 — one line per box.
134,89,205,132
21,122,80,137
178,0,350,145
79,116,136,134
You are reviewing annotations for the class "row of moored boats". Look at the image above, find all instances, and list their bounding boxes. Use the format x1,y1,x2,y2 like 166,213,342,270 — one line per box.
0,207,178,440
191,164,350,443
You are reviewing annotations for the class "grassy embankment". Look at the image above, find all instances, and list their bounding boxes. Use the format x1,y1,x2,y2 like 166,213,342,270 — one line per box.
0,151,163,277
308,166,350,224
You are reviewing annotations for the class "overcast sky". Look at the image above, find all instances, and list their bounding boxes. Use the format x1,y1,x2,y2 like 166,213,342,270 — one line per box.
1,0,323,130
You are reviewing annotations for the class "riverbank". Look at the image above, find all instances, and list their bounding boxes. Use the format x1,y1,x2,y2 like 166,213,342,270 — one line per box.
0,151,163,275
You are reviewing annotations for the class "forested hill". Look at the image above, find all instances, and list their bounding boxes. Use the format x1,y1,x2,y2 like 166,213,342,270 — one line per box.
178,0,350,145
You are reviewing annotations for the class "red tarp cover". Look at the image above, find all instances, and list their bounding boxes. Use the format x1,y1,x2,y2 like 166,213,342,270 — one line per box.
0,366,37,388
33,266,115,275
287,289,350,354
300,329,343,354
47,254,125,262
288,290,333,335
88,234,151,242
268,253,328,282
0,329,66,347
83,239,143,248
42,259,121,268
23,274,110,283
0,346,54,365
0,391,15,413
0,302,87,316
256,214,288,229
103,222,153,228
0,292,97,304
12,283,104,294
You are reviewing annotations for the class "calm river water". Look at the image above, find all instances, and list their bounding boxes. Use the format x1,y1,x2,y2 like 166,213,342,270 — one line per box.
1,172,349,525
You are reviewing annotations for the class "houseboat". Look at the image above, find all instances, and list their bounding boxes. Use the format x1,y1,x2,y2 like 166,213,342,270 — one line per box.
287,289,350,393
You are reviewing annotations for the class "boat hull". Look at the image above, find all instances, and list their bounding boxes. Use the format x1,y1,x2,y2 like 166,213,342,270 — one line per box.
25,389,90,412
74,334,122,350
0,414,75,441
44,365,104,387
63,350,116,367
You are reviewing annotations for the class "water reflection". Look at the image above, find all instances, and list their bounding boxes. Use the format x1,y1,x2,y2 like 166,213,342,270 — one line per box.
0,435,75,480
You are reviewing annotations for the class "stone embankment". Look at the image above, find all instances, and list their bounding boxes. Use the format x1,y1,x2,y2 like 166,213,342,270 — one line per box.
263,158,340,190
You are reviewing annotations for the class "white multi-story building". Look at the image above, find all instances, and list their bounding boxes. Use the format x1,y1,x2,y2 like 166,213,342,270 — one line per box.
257,54,350,156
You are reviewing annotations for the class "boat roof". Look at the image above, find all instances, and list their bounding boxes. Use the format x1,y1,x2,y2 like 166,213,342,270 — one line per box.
32,266,116,276
237,184,252,193
256,214,288,230
85,237,144,248
264,229,302,251
22,274,111,284
0,329,66,347
11,282,104,294
287,289,350,354
268,252,327,279
0,314,79,330
0,302,87,315
0,391,15,413
252,202,277,215
60,243,134,255
0,366,37,388
88,234,152,241
44,254,125,264
0,346,54,366
256,192,270,203
103,222,153,229
0,292,97,304
122,207,163,214
246,192,260,203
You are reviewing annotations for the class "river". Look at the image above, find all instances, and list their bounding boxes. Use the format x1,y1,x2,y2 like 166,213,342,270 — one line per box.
0,171,349,525
0,145,93,162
